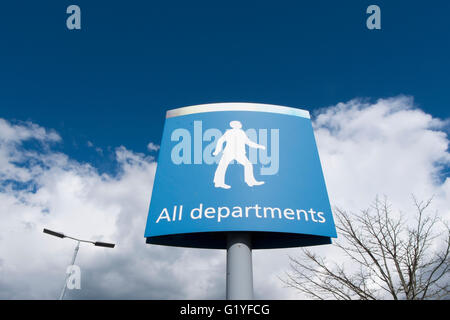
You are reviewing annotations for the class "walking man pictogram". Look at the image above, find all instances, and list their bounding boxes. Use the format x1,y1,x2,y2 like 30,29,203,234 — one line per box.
213,121,266,189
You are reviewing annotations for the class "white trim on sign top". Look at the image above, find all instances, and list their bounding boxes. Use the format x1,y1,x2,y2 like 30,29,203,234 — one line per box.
166,103,310,119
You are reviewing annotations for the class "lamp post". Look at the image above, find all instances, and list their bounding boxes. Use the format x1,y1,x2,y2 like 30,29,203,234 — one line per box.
43,228,115,300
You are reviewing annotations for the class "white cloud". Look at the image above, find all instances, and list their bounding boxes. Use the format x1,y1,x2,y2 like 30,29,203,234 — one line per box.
0,96,448,299
0,119,60,144
257,96,450,299
0,119,223,299
314,96,449,213
86,140,103,155
147,142,160,152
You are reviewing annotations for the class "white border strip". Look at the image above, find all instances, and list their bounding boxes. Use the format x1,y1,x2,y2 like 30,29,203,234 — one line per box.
166,103,310,119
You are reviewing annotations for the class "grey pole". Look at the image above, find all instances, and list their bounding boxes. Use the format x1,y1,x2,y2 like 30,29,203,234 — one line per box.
43,228,115,300
59,241,80,300
226,232,253,300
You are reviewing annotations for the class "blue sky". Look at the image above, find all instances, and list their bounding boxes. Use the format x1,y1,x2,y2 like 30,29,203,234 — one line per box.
1,0,449,173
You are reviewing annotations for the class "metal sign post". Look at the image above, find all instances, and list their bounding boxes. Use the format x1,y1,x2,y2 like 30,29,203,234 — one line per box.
144,103,337,299
226,232,253,300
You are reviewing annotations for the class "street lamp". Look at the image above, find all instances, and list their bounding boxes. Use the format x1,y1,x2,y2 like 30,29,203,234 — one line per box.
43,228,115,300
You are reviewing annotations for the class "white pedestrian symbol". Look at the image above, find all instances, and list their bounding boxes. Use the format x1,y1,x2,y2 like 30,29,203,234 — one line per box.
213,121,266,189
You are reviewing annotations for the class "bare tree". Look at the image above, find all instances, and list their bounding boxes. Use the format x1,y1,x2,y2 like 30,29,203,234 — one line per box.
282,196,449,300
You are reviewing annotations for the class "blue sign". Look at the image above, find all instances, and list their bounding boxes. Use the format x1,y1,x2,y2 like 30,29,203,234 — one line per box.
145,103,337,249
